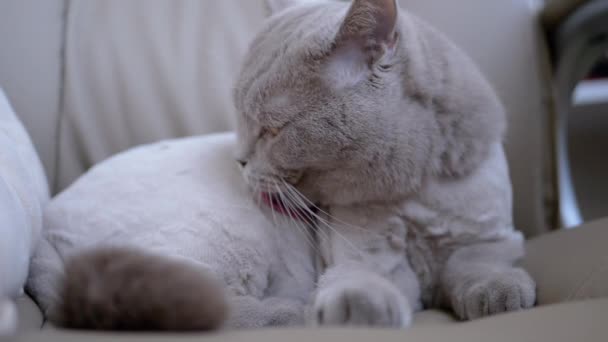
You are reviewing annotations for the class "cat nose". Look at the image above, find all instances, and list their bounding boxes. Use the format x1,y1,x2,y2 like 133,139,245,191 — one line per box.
237,159,248,168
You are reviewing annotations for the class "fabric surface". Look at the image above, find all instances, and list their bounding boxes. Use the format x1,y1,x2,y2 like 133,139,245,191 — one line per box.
0,89,49,300
46,0,552,236
56,0,267,191
15,296,42,333
522,217,608,305
0,0,64,184
9,298,608,341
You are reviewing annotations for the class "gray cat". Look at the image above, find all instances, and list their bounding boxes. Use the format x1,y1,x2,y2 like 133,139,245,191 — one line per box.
45,0,535,330
235,0,535,325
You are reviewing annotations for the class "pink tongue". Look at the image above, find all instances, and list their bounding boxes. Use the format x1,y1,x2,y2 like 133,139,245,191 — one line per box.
261,192,311,222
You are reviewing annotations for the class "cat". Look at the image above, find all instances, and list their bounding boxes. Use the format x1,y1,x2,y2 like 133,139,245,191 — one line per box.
41,0,535,330
234,0,535,325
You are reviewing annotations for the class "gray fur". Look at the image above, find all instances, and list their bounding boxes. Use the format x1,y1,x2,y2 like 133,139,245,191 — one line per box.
235,0,534,326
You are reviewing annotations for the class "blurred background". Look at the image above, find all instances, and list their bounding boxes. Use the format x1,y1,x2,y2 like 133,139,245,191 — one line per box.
0,0,607,238
569,52,608,222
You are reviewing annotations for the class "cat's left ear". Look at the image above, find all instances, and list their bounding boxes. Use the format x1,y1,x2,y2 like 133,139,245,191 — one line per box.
334,0,399,66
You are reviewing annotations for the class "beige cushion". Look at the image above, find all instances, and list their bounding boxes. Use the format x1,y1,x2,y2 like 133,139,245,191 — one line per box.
412,310,456,326
522,217,608,305
11,299,608,341
15,296,42,333
0,0,64,186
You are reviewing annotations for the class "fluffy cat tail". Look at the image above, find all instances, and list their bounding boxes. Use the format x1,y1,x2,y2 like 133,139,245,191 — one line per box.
50,247,228,331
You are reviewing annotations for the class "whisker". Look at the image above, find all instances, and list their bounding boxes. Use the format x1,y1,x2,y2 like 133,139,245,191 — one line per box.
280,181,364,255
277,181,331,245
267,183,280,229
272,182,320,254
282,182,372,233
248,174,367,255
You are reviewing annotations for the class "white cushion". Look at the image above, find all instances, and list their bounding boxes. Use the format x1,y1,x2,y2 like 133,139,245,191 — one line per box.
0,88,49,300
56,0,268,191
0,0,64,187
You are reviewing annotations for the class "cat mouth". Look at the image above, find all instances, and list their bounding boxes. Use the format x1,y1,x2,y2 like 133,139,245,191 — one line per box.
260,192,316,223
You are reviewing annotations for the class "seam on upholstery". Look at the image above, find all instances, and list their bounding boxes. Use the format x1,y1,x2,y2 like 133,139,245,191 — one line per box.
567,255,608,301
51,0,71,195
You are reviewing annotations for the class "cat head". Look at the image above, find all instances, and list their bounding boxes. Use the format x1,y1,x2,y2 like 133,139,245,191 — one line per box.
234,0,504,207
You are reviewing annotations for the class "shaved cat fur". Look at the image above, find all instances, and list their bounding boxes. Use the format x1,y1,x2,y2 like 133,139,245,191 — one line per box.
50,0,535,330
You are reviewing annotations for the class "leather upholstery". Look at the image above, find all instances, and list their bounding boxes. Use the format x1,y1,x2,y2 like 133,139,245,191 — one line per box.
13,299,608,341
522,217,608,305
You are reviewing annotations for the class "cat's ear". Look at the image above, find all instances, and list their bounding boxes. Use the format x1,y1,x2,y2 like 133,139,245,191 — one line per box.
333,0,399,66
264,0,307,16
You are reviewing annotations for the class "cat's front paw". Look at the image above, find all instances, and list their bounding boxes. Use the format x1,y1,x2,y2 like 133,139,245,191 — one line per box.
455,268,536,320
311,276,411,327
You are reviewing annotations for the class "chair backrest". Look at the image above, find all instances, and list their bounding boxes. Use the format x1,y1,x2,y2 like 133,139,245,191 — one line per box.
0,0,553,236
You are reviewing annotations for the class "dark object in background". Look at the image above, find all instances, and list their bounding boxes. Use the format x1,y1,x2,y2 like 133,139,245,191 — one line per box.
586,52,608,79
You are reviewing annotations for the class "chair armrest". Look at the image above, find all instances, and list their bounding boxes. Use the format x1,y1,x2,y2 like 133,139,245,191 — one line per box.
521,218,608,305
542,0,588,31
545,0,608,228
